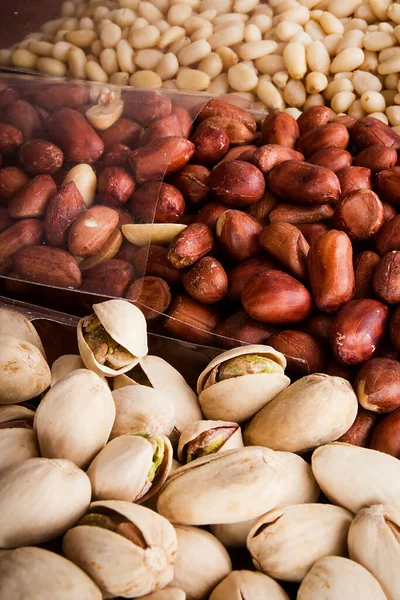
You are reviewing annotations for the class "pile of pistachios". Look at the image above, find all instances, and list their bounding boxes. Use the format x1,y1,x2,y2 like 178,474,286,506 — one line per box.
0,299,398,600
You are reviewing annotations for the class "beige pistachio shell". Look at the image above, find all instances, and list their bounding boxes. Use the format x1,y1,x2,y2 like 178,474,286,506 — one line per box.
211,519,259,549
122,223,187,247
50,354,85,387
177,420,243,464
0,308,45,357
113,373,137,390
348,504,400,600
157,446,319,526
209,570,290,600
34,369,115,469
63,500,177,599
0,335,50,404
171,525,232,600
0,546,102,600
141,589,186,600
0,457,91,548
143,458,183,513
78,299,148,377
111,385,175,439
244,374,358,453
197,345,289,423
247,503,353,582
87,433,172,504
297,556,387,600
0,428,39,474
0,404,35,424
312,443,400,514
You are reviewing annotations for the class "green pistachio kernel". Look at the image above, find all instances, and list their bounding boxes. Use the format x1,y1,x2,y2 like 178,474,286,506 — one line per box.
136,433,165,483
82,313,134,370
217,355,284,381
186,426,237,463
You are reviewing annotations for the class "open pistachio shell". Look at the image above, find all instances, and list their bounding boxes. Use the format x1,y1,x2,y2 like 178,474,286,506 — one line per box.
247,503,353,582
297,556,387,600
244,374,358,453
348,504,400,600
0,546,102,600
122,223,187,247
141,589,186,600
111,385,175,440
170,525,232,600
34,369,115,469
78,299,148,377
0,428,39,474
197,345,290,423
157,446,319,526
87,433,172,504
177,420,243,464
0,335,51,404
0,308,45,357
143,458,182,513
0,457,91,548
209,571,290,600
63,500,177,599
50,354,85,387
312,443,400,514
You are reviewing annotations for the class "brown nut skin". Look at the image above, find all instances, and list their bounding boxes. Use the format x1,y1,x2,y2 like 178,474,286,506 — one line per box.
216,210,262,263
297,223,330,245
68,205,119,258
45,181,86,248
353,145,397,173
164,294,220,345
195,98,256,132
48,108,104,164
268,160,341,205
0,123,23,155
375,166,400,205
98,144,131,170
0,208,13,233
354,251,380,299
261,111,300,148
19,140,63,175
182,256,228,304
216,144,258,166
194,202,227,232
97,166,135,208
141,114,184,147
259,222,310,280
375,215,400,256
337,166,372,195
297,106,332,135
324,359,355,381
370,407,400,457
308,229,355,313
131,181,185,223
355,357,400,413
122,90,172,126
215,311,277,348
296,123,350,158
208,160,265,207
350,115,400,151
196,116,257,146
133,245,181,286
170,165,210,208
79,228,123,272
0,219,44,262
373,250,400,304
190,125,229,166
251,144,304,174
168,222,213,269
13,245,82,288
333,189,384,242
101,118,143,151
129,137,195,184
28,83,90,111
227,256,279,303
247,190,277,226
269,204,334,225
333,114,358,129
1,100,42,141
268,329,325,376
172,105,193,139
126,276,171,319
308,148,353,173
242,269,313,325
383,203,397,222
390,307,400,351
337,406,378,447
330,299,389,365
301,312,334,347
82,258,133,297
8,175,57,219
0,167,30,202
0,88,21,110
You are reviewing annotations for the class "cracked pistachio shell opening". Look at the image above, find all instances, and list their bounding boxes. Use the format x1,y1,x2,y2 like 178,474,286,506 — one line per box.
209,570,290,600
177,419,243,464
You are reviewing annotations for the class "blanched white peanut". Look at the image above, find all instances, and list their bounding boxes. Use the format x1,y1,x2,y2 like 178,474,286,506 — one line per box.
284,79,307,106
162,78,178,89
112,8,136,28
279,5,310,25
79,18,95,31
344,17,368,32
65,29,97,47
228,62,258,91
138,1,164,22
86,60,108,82
167,4,193,26
387,3,400,24
185,16,209,34
360,49,379,72
239,40,277,60
276,20,303,41
386,105,400,126
285,107,303,119
283,42,307,79
370,111,389,123
200,0,231,13
330,47,364,73
62,18,79,32
336,29,364,53
306,40,331,73
304,92,325,108
101,23,122,48
348,99,366,118
100,48,119,74
244,24,262,42
355,2,377,22
331,90,356,112
385,73,399,89
255,53,285,74
158,26,185,49
131,18,150,30
116,40,135,73
323,33,341,56
306,71,328,93
257,80,285,109
217,45,239,68
168,35,191,55
360,90,386,113
191,22,213,41
176,67,210,90
364,31,395,52
91,40,103,57
369,0,391,21
320,11,344,34
247,14,273,33
290,30,313,46
35,56,66,76
198,52,223,78
324,76,354,100
272,70,289,88
328,0,363,17
156,52,179,79
234,0,259,13
154,20,170,33
304,19,326,41
379,47,400,63
109,72,130,85
178,39,211,66
134,48,163,69
378,55,400,75
352,70,382,95
11,48,38,69
130,69,162,87
68,47,87,79
129,24,160,48
52,41,72,62
27,40,53,57
213,13,248,28
207,72,229,93
209,25,245,50
200,9,218,21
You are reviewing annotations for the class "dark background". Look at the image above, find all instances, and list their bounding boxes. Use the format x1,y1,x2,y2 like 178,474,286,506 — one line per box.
0,0,62,48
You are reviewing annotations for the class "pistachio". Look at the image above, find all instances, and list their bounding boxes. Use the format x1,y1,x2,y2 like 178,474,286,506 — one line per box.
50,354,85,387
348,504,400,600
178,420,243,464
0,405,39,473
63,500,177,598
297,556,387,600
0,308,45,357
205,355,284,389
0,546,102,599
209,570,290,600
82,314,134,371
0,457,91,548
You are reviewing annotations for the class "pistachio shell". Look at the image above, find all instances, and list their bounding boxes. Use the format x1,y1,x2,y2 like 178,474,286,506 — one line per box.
0,335,51,404
0,308,45,357
122,223,187,247
34,369,115,469
209,571,290,600
78,299,148,377
157,446,319,525
247,503,353,582
297,556,387,600
63,500,177,599
197,345,289,423
141,589,186,600
111,385,175,439
0,428,39,473
0,546,102,600
177,420,243,463
87,433,172,504
170,525,232,600
312,443,400,514
0,404,35,424
143,458,183,513
211,519,259,549
113,373,137,390
0,457,91,548
50,354,85,387
244,374,358,453
348,504,400,600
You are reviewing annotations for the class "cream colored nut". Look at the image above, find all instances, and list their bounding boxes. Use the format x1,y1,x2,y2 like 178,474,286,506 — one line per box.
279,5,310,25
156,53,179,80
62,164,97,208
41,18,66,36
27,40,53,57
200,8,218,20
382,88,397,104
86,61,108,82
271,69,288,89
210,571,289,600
159,26,186,49
320,11,344,34
304,20,326,41
176,67,210,90
331,90,356,112
65,29,97,47
209,24,244,50
228,63,258,92
50,355,85,388
239,40,278,60
185,15,209,34
190,22,213,42
79,18,95,31
116,39,135,72
306,40,330,74
149,0,169,11
234,0,258,11
328,0,363,17
93,6,110,21
386,105,400,126
130,24,160,48
283,42,307,80
360,90,386,113
288,31,313,47
168,4,193,26
336,29,364,53
368,112,388,124
331,47,365,72
245,24,262,42
86,95,124,130
216,45,239,68
284,79,306,107
285,106,304,117
68,47,87,79
198,52,223,79
256,53,285,74
99,48,119,74
305,72,328,93
388,3,400,24
154,20,170,34
323,33,341,56
134,49,163,70
214,13,247,28
355,2,377,21
63,17,79,32
276,21,303,42
138,1,164,22
52,40,72,62
207,73,229,93
112,8,136,28
11,48,38,69
304,93,325,109
131,17,150,30
324,76,353,100
385,73,399,89
369,0,391,21
360,49,379,72
344,17,368,32
380,47,400,63
248,14,273,34
130,70,162,88
178,39,211,66
352,70,382,95
378,55,400,75
364,31,395,52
